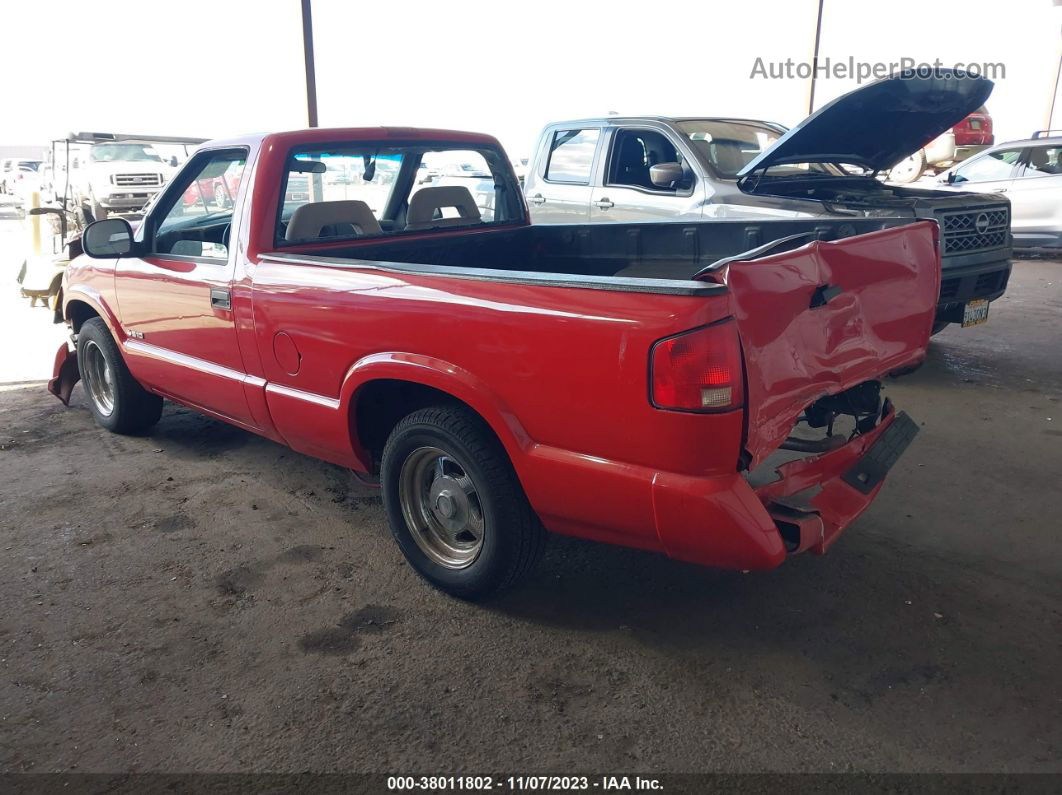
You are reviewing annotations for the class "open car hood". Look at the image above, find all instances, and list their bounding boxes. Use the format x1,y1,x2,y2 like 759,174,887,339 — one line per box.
738,69,993,177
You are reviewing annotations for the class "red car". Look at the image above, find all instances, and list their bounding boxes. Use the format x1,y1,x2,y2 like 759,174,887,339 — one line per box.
182,169,240,209
889,106,995,182
49,127,939,598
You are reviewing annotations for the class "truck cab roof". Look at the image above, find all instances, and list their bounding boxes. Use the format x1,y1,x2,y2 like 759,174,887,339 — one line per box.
202,127,507,152
540,116,786,131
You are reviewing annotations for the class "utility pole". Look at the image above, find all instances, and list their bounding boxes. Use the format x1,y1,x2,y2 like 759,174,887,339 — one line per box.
807,0,825,114
301,0,319,128
1047,17,1061,131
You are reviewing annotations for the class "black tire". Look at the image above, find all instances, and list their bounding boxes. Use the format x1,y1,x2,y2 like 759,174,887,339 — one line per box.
931,320,950,336
381,405,545,599
77,317,162,434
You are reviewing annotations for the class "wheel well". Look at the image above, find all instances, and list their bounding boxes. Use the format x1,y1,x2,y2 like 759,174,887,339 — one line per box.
353,379,478,472
66,300,100,333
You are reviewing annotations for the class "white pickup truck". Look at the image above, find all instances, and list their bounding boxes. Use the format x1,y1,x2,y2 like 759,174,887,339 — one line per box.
51,133,207,220
72,142,178,220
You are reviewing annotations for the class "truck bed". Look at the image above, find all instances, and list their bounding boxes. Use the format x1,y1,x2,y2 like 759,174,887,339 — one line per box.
276,216,915,284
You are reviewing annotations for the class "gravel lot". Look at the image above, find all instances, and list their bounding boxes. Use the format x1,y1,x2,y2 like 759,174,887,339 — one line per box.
0,220,1059,773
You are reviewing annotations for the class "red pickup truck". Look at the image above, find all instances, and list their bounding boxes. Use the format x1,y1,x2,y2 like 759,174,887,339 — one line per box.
48,126,938,598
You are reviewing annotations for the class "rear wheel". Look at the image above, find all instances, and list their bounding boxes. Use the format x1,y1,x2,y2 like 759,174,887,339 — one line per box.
381,406,545,599
77,318,162,433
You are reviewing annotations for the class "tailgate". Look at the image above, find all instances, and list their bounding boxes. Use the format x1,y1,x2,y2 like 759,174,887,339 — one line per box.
719,221,940,467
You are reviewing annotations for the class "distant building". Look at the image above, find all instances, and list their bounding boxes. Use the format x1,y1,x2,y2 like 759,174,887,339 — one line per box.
0,145,48,161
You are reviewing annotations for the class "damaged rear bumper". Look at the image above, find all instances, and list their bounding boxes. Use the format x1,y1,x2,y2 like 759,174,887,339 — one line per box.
754,403,918,556
48,339,79,405
651,402,917,570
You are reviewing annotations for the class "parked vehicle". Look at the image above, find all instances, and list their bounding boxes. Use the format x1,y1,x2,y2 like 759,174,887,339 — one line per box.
888,106,994,183
50,125,938,599
182,168,241,210
511,158,529,185
934,131,1062,251
525,70,1011,333
0,158,44,195
50,132,206,221
73,142,178,220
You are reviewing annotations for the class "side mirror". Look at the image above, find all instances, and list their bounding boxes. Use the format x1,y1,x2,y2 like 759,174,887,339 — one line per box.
169,156,179,167
83,218,135,258
650,162,685,189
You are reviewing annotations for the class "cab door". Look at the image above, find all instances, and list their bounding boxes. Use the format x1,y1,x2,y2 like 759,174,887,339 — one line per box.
525,127,599,222
1006,144,1062,247
114,148,257,428
590,127,704,222
943,146,1023,197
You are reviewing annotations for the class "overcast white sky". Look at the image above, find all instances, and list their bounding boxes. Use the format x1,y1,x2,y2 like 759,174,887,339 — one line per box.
2,0,1060,158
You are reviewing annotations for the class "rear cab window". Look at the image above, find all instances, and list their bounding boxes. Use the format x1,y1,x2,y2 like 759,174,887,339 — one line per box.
543,129,600,184
275,142,520,246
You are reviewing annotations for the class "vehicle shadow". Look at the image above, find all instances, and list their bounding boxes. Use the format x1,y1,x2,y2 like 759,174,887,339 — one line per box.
487,524,1056,694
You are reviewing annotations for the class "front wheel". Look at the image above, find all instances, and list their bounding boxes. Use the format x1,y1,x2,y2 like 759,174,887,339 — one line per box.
381,406,545,599
77,317,162,433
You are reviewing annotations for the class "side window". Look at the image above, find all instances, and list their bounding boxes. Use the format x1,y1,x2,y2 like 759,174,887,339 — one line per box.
952,148,1023,183
1017,145,1062,178
607,129,687,191
153,150,246,259
544,129,599,183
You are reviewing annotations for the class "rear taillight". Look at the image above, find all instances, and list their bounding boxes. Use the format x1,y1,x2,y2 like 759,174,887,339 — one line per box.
650,321,744,412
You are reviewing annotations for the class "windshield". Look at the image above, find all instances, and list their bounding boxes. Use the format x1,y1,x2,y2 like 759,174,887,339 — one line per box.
676,120,842,179
18,161,42,171
89,144,163,163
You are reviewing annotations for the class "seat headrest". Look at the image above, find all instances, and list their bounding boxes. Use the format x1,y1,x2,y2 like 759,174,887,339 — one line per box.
170,240,203,257
711,144,747,175
617,137,646,167
285,199,382,241
406,186,481,230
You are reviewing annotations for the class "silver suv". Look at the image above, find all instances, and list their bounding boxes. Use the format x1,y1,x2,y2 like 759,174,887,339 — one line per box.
524,70,1013,332
936,131,1062,251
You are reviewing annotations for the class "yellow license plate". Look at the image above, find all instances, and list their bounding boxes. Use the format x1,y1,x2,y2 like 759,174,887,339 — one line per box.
962,299,990,327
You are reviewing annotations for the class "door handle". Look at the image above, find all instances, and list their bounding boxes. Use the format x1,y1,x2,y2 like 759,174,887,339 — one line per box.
210,288,231,311
595,197,614,209
996,188,1007,193
528,193,546,205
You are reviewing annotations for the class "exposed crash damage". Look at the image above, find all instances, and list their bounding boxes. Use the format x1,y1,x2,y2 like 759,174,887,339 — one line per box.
736,68,1010,331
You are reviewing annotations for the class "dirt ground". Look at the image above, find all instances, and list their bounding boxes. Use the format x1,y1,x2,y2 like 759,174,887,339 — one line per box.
0,254,1059,775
